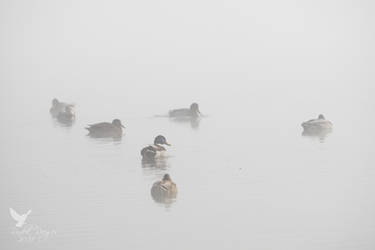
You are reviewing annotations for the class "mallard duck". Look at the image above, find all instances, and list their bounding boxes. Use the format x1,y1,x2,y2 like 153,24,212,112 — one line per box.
85,119,125,138
57,106,75,124
141,135,171,162
151,174,177,203
169,103,200,118
50,98,74,118
301,114,333,131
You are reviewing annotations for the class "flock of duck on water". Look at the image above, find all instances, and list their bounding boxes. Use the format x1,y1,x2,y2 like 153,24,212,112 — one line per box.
50,98,333,204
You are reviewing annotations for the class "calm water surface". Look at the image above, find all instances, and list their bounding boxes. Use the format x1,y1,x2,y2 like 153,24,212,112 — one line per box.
0,94,374,250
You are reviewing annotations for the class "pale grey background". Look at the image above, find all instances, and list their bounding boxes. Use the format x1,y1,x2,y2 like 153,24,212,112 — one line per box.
0,0,374,249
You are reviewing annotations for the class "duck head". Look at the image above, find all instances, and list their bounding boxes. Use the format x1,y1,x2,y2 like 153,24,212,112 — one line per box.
318,114,325,120
52,98,59,107
163,174,172,181
154,135,171,146
112,119,125,128
190,103,200,115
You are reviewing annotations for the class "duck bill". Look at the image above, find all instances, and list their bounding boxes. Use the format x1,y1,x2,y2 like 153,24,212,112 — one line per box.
165,142,171,146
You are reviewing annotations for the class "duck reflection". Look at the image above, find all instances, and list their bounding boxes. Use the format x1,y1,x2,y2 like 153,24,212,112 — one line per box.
150,174,177,205
142,157,168,169
86,135,123,144
169,116,201,129
302,128,332,142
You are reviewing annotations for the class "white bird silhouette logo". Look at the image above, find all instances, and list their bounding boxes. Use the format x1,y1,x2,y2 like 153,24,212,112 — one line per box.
9,208,32,228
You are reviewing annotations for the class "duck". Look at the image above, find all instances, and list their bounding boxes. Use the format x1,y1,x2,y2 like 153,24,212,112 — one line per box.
57,106,75,124
169,103,201,118
301,114,333,131
151,174,177,203
50,98,74,118
141,135,171,162
85,119,125,138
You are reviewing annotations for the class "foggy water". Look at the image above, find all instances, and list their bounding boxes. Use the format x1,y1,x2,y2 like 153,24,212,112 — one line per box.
1,0,375,249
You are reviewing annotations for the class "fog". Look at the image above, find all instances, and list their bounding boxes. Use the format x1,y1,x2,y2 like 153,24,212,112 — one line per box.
1,0,374,249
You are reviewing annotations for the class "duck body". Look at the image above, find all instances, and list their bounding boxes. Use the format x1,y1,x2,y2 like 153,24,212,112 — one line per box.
141,145,158,161
56,106,75,124
141,145,167,162
151,174,177,203
301,114,332,132
50,98,74,118
169,103,200,118
86,119,124,138
169,108,194,117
